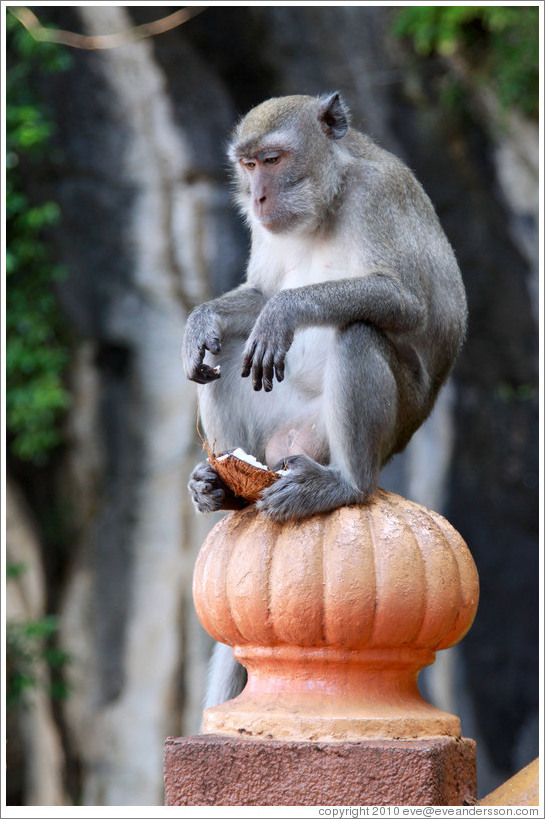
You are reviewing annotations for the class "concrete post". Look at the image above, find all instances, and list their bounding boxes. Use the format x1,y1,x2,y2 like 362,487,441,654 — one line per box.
165,490,479,805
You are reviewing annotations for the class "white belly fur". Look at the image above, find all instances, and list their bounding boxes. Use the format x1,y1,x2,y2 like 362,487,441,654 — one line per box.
284,326,334,397
201,231,354,465
198,327,334,467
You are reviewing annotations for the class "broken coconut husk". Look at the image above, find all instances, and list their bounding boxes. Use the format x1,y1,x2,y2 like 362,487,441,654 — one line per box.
206,445,281,503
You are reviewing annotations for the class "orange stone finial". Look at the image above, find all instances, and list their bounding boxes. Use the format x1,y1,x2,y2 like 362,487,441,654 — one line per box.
193,489,479,742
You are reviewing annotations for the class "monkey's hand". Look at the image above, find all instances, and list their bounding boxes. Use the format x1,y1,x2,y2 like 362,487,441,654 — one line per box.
182,304,222,384
188,461,249,513
241,293,296,391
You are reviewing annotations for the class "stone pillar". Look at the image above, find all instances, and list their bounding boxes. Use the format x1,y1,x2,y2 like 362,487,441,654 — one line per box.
164,490,479,806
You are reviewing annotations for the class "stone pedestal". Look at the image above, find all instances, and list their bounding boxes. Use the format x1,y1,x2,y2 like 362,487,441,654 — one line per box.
164,735,477,806
165,491,480,805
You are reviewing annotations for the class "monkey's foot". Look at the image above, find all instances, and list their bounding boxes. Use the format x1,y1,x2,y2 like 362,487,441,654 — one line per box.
256,454,366,522
188,461,248,513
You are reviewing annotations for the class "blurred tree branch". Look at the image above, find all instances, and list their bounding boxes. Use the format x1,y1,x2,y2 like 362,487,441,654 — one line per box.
8,5,207,49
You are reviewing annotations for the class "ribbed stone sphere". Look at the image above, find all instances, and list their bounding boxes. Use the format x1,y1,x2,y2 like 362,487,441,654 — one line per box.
193,490,479,741
193,490,479,655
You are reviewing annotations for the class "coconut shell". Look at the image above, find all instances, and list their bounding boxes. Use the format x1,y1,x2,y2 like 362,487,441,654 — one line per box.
208,449,280,503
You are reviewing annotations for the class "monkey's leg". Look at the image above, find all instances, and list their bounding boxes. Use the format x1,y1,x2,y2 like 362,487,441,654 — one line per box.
326,322,401,491
188,461,249,513
257,324,398,522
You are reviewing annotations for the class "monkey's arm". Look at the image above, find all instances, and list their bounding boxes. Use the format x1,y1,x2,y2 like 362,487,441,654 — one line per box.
182,285,267,384
242,276,425,391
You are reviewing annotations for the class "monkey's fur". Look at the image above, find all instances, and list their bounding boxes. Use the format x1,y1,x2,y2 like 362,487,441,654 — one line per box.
183,92,467,527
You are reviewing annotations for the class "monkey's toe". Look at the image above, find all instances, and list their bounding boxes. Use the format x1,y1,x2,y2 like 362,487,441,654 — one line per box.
188,463,226,513
257,455,367,521
189,480,225,514
256,457,320,521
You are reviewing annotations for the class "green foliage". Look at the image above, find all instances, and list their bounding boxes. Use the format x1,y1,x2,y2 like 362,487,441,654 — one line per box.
7,615,71,707
6,562,28,580
392,6,539,117
6,564,71,707
495,381,536,403
6,12,73,465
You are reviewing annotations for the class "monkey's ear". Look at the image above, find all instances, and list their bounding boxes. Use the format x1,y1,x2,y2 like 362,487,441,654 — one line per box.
318,92,349,140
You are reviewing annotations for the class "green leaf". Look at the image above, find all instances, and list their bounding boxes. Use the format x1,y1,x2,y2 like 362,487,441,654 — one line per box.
6,562,27,580
6,14,73,466
391,6,539,117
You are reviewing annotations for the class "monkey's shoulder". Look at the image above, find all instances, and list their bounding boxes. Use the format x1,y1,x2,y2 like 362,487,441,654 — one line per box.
345,130,429,201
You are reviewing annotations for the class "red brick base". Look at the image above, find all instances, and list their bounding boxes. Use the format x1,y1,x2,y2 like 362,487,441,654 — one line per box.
164,734,477,806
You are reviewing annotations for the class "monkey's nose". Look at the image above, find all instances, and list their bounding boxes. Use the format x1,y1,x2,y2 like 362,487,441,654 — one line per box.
254,195,268,218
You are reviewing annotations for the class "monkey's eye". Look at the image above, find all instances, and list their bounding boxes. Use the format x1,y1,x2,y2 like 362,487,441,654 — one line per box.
264,155,280,165
241,159,256,170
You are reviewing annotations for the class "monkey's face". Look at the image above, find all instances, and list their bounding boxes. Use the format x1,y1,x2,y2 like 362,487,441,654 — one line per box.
236,147,313,233
229,93,351,234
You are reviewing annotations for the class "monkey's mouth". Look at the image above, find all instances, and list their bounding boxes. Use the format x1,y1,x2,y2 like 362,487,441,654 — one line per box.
257,211,305,233
260,219,285,233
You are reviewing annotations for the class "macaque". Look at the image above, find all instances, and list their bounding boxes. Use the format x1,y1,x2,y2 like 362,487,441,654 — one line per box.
182,92,466,524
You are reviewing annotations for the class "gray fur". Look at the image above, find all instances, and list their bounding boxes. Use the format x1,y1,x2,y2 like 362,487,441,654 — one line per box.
202,643,247,713
182,92,467,522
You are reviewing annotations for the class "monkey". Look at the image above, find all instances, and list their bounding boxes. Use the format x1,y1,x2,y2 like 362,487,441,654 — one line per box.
182,92,467,527
183,92,466,710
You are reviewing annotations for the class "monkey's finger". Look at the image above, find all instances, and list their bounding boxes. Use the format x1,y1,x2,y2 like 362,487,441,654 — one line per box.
206,335,221,355
252,366,263,391
200,363,221,380
189,363,222,384
262,350,275,392
188,477,215,494
191,342,206,367
241,341,257,378
274,352,285,383
250,345,265,391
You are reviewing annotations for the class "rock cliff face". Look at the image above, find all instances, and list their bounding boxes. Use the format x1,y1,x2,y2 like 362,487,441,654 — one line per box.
7,5,538,805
